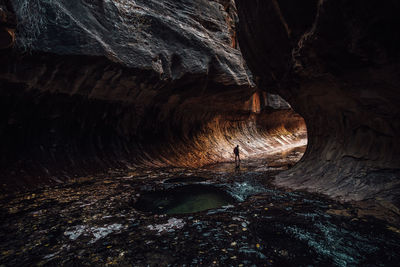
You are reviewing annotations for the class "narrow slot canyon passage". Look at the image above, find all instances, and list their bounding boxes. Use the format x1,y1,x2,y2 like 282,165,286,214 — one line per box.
1,0,400,266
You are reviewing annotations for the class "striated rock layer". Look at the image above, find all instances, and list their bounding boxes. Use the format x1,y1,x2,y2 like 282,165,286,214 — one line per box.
0,0,306,189
236,0,400,203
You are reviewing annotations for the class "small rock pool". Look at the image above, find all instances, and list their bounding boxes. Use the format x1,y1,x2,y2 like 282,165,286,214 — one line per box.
134,184,235,214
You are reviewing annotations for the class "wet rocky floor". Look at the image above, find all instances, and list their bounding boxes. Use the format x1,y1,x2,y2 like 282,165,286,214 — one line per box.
1,148,400,266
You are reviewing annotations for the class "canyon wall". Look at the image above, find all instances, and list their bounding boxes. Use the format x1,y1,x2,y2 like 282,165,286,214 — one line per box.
236,0,400,203
0,0,305,189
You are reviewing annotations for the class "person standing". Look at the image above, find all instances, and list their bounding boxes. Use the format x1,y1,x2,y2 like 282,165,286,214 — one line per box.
234,145,240,167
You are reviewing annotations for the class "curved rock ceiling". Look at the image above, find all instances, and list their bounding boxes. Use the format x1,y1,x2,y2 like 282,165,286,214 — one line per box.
0,0,306,189
1,1,400,265
3,0,399,205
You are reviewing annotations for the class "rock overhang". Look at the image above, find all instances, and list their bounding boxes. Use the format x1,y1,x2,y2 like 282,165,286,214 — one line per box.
0,0,306,189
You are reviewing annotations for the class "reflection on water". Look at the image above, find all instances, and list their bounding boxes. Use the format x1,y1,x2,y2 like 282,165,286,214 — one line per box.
167,193,231,214
134,184,235,215
0,146,399,266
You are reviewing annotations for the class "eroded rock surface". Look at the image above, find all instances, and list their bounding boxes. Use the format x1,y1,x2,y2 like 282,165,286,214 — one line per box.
1,0,306,188
13,0,249,84
236,0,400,203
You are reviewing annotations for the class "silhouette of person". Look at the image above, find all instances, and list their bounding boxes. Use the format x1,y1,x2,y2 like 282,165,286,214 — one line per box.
234,145,240,167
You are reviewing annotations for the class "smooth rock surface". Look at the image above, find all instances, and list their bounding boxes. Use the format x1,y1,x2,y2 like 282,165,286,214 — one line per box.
236,0,400,203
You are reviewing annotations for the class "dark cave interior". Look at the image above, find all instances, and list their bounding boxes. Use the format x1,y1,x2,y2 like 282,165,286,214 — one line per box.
1,0,400,266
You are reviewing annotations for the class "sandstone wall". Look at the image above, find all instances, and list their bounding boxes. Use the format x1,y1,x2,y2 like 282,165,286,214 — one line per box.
236,0,400,203
0,0,305,190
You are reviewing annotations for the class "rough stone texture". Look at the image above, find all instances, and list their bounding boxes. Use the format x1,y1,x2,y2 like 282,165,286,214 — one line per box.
0,0,306,188
236,0,400,203
12,0,250,85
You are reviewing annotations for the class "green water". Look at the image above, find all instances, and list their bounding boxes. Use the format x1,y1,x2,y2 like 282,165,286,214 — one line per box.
166,193,230,214
134,184,234,214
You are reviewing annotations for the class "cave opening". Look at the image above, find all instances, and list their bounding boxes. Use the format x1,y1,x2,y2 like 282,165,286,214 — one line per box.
134,89,309,171
198,91,309,169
